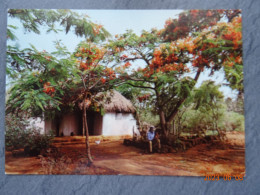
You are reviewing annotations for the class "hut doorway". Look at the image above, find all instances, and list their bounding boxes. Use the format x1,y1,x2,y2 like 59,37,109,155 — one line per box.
86,111,103,136
87,111,95,135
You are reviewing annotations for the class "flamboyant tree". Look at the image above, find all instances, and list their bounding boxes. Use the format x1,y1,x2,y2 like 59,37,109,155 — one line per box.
6,43,75,118
6,9,110,117
69,41,124,164
6,9,109,78
108,9,242,136
159,10,242,129
6,9,113,165
106,30,195,135
159,10,242,134
161,10,242,91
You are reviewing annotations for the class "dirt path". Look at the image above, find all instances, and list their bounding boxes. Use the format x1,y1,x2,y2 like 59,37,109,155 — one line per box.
5,131,245,176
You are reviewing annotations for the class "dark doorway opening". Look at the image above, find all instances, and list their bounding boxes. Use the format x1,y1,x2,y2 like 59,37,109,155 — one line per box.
87,111,95,135
84,111,103,136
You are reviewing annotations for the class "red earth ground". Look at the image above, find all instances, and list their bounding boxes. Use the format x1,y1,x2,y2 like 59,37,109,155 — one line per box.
5,131,245,176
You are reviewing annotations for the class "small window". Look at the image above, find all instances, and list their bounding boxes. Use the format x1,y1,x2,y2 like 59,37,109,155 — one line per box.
115,113,123,120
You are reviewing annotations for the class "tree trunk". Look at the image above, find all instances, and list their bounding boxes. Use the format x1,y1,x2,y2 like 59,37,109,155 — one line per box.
166,70,202,125
83,99,93,165
134,110,142,133
172,120,175,135
159,110,168,136
82,113,85,136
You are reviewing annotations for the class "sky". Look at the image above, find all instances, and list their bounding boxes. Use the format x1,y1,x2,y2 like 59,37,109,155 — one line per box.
6,9,238,99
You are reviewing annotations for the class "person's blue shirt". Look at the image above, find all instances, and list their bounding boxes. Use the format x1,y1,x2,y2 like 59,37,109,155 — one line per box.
147,131,155,141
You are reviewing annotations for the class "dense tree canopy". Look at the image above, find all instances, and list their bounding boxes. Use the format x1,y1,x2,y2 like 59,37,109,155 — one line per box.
6,9,112,117
107,10,242,135
6,9,110,78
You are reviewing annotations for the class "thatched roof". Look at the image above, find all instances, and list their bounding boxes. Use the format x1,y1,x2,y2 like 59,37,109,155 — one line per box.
103,90,135,113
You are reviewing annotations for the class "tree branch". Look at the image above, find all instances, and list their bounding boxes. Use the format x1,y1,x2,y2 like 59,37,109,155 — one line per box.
126,83,155,90
166,70,201,122
135,48,150,66
124,57,142,61
89,77,102,90
127,77,154,83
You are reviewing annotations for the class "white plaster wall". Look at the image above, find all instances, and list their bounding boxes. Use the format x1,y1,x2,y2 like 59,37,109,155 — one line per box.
102,113,138,136
28,117,45,134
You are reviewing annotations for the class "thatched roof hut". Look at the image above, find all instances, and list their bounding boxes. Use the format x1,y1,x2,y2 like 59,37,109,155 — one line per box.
45,90,138,137
102,90,136,113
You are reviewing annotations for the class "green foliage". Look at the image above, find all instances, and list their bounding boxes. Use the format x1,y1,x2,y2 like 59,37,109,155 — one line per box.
192,81,225,130
193,80,224,110
5,114,31,151
180,105,225,131
5,114,54,154
116,83,159,126
6,9,110,78
225,96,244,114
139,111,160,126
175,97,244,135
221,111,244,132
7,25,18,41
224,63,243,94
25,129,54,156
6,42,79,118
6,69,62,117
173,81,229,135
161,9,241,41
106,29,160,64
6,41,74,78
7,9,110,40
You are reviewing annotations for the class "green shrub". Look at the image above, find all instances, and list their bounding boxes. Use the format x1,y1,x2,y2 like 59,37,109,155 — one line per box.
5,114,30,151
139,112,160,126
221,111,245,132
24,128,54,156
5,114,54,156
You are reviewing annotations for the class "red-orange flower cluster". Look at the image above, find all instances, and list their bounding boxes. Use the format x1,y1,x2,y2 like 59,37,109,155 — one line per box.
222,30,242,49
221,16,242,49
92,24,103,35
164,18,173,28
140,47,189,77
101,77,106,84
192,55,209,70
120,54,128,61
43,82,55,96
104,67,116,80
44,56,52,61
138,94,150,103
190,10,199,18
123,62,131,68
76,46,105,71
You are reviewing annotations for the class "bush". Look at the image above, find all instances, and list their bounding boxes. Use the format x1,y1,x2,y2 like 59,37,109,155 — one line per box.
221,111,245,132
24,128,54,156
39,147,72,174
5,114,30,151
5,114,54,156
139,111,160,127
40,155,72,174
